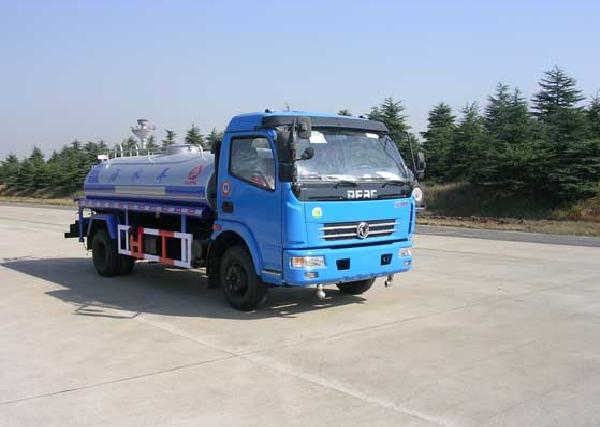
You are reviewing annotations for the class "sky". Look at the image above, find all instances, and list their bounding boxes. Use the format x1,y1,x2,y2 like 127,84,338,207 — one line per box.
1,0,599,158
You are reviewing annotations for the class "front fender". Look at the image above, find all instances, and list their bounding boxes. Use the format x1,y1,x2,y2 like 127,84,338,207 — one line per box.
213,220,263,275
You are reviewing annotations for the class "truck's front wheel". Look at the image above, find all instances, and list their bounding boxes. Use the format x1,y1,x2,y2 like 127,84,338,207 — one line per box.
220,245,267,311
337,278,375,295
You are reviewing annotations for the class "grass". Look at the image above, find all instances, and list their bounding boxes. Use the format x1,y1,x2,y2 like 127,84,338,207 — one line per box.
0,186,77,207
419,182,600,236
0,195,75,207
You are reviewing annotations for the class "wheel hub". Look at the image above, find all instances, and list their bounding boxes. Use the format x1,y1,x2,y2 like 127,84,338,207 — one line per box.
225,264,247,295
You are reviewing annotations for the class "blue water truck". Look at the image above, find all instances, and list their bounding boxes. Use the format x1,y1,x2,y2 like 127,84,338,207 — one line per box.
65,111,425,310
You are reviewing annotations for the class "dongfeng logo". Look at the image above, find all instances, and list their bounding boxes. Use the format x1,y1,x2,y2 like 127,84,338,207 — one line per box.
347,189,378,199
356,222,370,239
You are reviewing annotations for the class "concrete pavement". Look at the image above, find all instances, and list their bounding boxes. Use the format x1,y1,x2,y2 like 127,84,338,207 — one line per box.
0,205,599,426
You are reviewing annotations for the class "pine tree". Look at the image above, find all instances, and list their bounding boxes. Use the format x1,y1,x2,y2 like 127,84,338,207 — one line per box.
28,146,48,189
337,109,352,116
484,84,541,191
146,135,158,153
448,103,490,183
532,66,584,120
485,84,512,136
485,84,537,143
162,129,177,148
0,154,20,187
14,159,35,190
532,67,594,200
587,92,600,138
185,123,205,147
421,103,455,182
206,128,223,151
120,137,138,155
368,97,410,155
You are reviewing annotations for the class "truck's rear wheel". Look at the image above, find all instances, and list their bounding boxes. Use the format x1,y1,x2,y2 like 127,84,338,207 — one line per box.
220,245,267,311
119,255,136,275
91,229,121,277
337,278,375,295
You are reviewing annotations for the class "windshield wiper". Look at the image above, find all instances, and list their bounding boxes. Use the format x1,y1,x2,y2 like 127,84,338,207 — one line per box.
333,180,358,188
381,180,409,188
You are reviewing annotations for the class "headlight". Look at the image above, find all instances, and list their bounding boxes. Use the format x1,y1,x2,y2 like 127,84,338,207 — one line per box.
398,248,412,257
290,256,326,268
411,186,423,203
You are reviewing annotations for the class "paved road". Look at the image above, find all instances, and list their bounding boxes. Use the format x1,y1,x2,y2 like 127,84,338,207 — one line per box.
1,205,599,427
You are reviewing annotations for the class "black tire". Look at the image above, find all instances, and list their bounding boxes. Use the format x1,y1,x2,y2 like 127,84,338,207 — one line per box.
119,255,136,275
91,229,120,277
337,278,375,295
220,245,267,311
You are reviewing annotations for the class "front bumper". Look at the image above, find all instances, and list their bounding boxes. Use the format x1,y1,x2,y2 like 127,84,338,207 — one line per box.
282,239,412,286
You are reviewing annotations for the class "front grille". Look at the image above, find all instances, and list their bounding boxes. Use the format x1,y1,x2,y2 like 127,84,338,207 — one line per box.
319,219,396,240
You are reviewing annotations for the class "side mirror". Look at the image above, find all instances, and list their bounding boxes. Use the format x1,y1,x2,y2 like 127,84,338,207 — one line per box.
416,152,425,171
414,152,425,180
297,146,314,161
297,117,312,139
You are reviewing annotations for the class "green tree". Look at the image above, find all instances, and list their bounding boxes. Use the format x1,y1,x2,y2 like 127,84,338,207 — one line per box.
0,154,20,187
532,66,584,120
368,97,410,155
162,129,177,148
421,102,455,182
448,103,490,183
146,135,159,153
185,123,205,147
337,109,352,116
206,128,223,151
120,137,138,155
486,85,536,144
28,146,48,189
45,140,92,193
532,67,595,200
587,92,600,138
483,84,542,191
14,158,35,190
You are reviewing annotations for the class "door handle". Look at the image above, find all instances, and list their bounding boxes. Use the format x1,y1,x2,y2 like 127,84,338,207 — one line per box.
222,201,234,213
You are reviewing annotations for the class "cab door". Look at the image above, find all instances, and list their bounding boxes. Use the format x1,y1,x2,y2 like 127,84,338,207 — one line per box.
217,132,282,276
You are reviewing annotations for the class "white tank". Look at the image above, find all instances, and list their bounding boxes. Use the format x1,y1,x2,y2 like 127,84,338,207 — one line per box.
84,146,215,207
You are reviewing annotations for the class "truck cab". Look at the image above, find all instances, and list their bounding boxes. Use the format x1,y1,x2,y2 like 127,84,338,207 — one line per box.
208,112,419,309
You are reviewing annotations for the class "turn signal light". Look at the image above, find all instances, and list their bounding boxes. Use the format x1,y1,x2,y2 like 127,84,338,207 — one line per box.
398,248,412,257
290,256,326,269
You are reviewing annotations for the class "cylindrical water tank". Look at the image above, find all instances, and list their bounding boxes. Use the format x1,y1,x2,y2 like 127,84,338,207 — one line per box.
83,147,215,208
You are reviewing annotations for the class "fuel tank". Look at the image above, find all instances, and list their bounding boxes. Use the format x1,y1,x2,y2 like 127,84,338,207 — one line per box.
83,145,215,207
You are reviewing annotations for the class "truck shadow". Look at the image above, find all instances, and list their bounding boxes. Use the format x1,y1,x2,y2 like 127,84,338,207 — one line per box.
2,257,366,320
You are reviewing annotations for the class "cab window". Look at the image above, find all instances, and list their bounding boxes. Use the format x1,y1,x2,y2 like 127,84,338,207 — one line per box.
229,137,275,190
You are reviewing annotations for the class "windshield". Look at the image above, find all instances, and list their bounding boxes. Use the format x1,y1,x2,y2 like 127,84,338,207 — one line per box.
294,130,409,182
